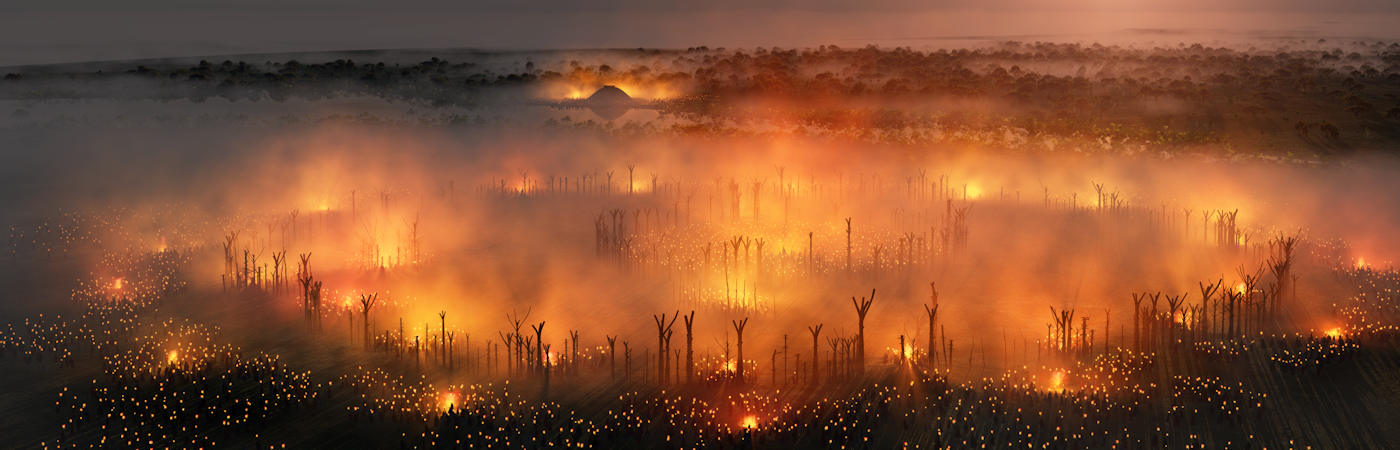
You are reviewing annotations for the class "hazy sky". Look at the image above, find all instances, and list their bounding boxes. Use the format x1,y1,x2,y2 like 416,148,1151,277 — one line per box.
2,1,1398,66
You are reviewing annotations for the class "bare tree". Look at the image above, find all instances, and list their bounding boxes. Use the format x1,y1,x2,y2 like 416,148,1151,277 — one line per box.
653,311,679,384
807,324,823,384
531,321,546,375
359,293,378,350
852,289,875,372
732,317,749,383
439,311,448,366
606,335,617,379
925,282,939,367
683,311,696,384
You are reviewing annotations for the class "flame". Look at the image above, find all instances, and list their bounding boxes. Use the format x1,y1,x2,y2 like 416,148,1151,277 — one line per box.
740,415,758,430
1047,370,1066,393
1324,327,1343,338
113,278,125,290
440,392,459,411
166,350,178,365
722,360,737,373
1233,282,1246,295
1173,311,1193,329
156,236,167,253
1356,258,1367,269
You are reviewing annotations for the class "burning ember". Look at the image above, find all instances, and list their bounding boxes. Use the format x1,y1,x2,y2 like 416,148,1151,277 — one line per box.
1324,327,1343,339
740,415,758,430
166,350,178,365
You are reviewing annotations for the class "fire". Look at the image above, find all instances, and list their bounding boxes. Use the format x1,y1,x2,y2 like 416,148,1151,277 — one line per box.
1356,258,1367,269
740,415,758,430
1173,311,1193,329
440,392,459,411
166,350,178,365
1233,282,1246,295
722,360,737,373
1324,327,1343,338
113,278,125,290
1047,370,1066,393
156,236,167,253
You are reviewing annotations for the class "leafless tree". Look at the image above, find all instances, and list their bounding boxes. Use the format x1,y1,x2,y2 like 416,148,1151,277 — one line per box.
852,289,875,372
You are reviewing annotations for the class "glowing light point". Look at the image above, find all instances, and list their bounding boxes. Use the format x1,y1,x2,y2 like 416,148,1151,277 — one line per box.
740,415,758,430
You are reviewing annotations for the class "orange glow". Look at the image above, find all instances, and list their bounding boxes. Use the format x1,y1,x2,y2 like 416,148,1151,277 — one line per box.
166,350,178,365
1356,258,1367,269
113,278,125,290
547,79,683,101
156,236,167,252
964,183,983,200
722,360,737,373
1324,327,1343,338
1047,370,1066,393
440,391,459,411
740,415,758,430
1173,311,1193,329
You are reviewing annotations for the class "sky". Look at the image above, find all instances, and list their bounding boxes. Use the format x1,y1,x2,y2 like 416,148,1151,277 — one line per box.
2,1,1399,66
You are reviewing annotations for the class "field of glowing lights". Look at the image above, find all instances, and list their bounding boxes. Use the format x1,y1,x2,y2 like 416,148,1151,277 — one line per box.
2,41,1400,448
